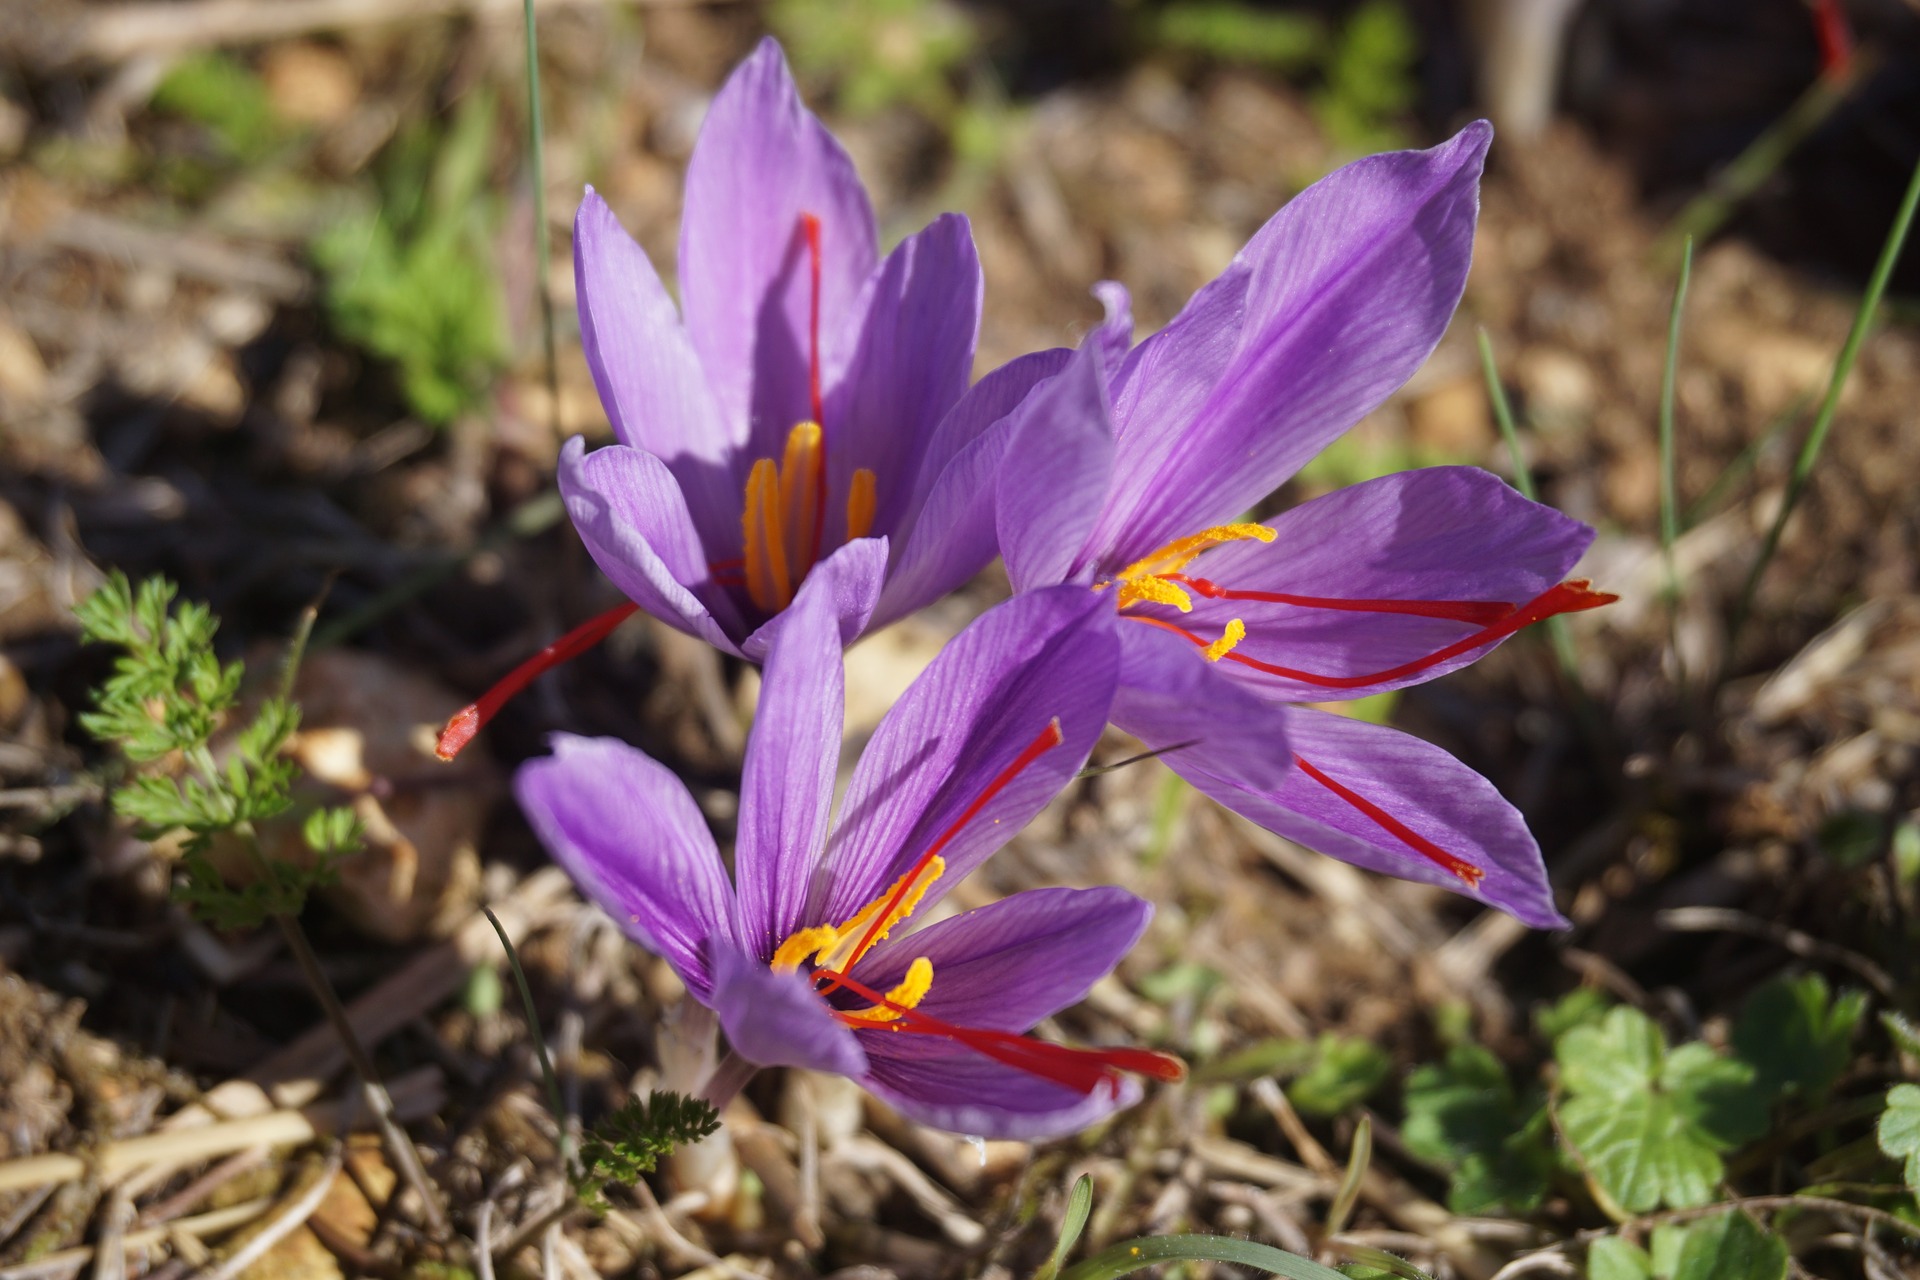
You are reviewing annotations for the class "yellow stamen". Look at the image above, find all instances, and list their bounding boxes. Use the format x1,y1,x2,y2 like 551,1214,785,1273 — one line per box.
742,458,792,613
768,855,947,976
839,956,934,1025
1114,522,1275,586
1115,574,1193,612
770,925,838,974
780,421,824,580
1203,618,1247,662
846,467,878,541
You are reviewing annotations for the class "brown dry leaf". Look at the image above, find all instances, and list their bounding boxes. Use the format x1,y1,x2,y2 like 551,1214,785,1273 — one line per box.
259,42,359,128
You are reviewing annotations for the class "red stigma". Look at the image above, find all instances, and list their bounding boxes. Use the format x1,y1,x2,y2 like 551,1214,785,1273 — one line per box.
1293,754,1484,886
817,719,1065,997
1812,0,1853,80
819,971,1186,1093
1166,576,1516,626
1137,580,1614,690
435,602,640,761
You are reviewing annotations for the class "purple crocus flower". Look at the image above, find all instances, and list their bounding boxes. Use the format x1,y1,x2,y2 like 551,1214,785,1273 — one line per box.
994,123,1612,929
561,37,1059,661
515,573,1183,1138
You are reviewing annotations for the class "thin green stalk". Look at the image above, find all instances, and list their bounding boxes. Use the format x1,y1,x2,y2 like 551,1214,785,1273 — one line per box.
1658,238,1693,691
523,0,561,436
1658,237,1692,585
1683,392,1809,529
483,905,573,1169
1732,155,1920,647
1654,55,1869,264
1059,1234,1348,1280
1476,327,1580,683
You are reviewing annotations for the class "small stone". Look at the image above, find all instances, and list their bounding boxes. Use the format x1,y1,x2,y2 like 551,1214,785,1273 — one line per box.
259,42,359,128
1405,374,1494,457
1515,346,1596,422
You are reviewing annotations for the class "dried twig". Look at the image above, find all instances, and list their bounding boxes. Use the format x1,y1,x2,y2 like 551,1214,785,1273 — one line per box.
1656,906,1898,1000
0,1202,273,1280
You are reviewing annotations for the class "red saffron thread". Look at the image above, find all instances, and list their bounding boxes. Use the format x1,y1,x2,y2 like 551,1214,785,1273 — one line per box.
1134,580,1614,690
814,719,1065,996
1293,754,1484,886
1812,0,1854,81
1164,576,1515,626
821,970,1187,1092
435,603,640,761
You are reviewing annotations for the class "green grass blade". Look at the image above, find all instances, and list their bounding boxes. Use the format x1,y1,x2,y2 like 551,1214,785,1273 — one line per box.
1324,1113,1371,1238
1733,156,1920,646
1476,327,1581,683
1058,1234,1351,1280
1034,1173,1096,1280
1658,237,1693,588
524,0,561,432
485,904,574,1169
1682,392,1808,530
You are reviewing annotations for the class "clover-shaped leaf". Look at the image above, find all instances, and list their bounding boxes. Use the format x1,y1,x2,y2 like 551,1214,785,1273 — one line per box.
1402,1042,1552,1214
1668,1210,1787,1280
1877,1083,1920,1193
1555,1007,1765,1213
1732,973,1867,1105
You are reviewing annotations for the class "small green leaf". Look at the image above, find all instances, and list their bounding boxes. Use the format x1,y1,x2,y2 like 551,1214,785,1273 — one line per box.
1669,1211,1787,1280
1555,1008,1764,1212
1288,1035,1390,1117
1585,1236,1652,1280
1536,987,1612,1041
575,1092,722,1210
1882,1013,1920,1062
1732,973,1867,1104
1401,1042,1552,1213
1876,1083,1920,1192
1035,1174,1095,1280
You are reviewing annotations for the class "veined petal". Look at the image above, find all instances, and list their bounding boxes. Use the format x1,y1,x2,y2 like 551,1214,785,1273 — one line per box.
859,1048,1142,1140
997,340,1116,591
1103,123,1493,559
853,886,1150,1032
1188,707,1566,928
823,213,981,546
680,37,878,449
818,587,1118,924
873,347,1073,629
557,438,746,656
712,947,868,1075
736,535,888,661
735,569,845,954
1153,466,1595,700
516,735,738,999
1109,623,1295,794
572,190,739,555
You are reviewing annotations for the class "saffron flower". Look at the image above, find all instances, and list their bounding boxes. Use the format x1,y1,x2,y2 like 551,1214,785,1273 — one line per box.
515,574,1182,1138
995,123,1610,928
562,37,1058,661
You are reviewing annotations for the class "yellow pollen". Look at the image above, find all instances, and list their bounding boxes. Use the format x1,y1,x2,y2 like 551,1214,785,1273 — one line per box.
1105,523,1275,613
768,855,946,977
846,467,878,541
742,458,792,613
1115,574,1193,613
1203,618,1247,662
839,956,934,1025
738,423,878,613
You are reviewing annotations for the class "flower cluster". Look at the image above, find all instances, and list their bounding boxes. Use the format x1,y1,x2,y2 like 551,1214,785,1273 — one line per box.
455,38,1615,1138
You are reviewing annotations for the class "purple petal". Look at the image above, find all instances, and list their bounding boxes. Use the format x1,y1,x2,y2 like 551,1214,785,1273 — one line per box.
1140,466,1593,701
515,735,738,999
853,886,1150,1032
679,38,878,454
736,535,888,662
1098,123,1493,560
1187,707,1567,928
873,347,1073,628
572,190,739,555
822,213,980,546
712,947,867,1076
734,569,845,955
817,586,1118,923
996,341,1115,591
859,1047,1141,1140
1085,281,1135,381
1108,622,1294,794
557,438,746,656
